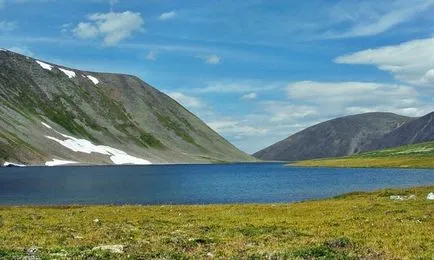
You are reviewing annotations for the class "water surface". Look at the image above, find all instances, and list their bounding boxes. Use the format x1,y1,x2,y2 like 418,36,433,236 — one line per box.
0,163,433,205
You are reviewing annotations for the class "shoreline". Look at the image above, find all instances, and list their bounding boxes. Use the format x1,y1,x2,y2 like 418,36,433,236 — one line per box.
1,184,433,208
0,186,433,258
288,164,434,169
1,161,272,168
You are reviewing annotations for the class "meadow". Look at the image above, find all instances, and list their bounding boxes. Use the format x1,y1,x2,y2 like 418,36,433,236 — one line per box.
0,186,433,259
294,141,434,169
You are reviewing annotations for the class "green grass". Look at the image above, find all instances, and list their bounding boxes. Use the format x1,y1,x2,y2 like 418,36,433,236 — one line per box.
139,131,165,149
0,186,433,259
293,141,434,168
156,113,197,145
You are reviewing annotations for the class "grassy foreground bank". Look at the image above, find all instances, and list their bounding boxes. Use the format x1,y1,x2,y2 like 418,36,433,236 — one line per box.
293,141,434,168
0,186,433,259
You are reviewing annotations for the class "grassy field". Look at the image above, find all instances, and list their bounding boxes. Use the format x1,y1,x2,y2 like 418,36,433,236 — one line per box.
0,186,433,259
293,141,434,168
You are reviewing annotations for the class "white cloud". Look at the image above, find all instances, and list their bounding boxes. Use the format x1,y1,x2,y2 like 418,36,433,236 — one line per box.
335,37,434,86
241,92,257,100
146,50,157,60
324,0,434,38
60,23,72,34
263,102,318,122
73,22,99,39
73,11,144,45
198,54,221,64
207,120,268,137
159,11,176,21
190,81,281,93
167,92,203,109
422,69,434,84
0,21,16,32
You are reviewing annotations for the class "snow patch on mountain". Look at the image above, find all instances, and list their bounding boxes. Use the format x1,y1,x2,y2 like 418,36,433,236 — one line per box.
87,75,99,85
42,122,151,165
45,159,79,166
3,162,26,167
41,122,52,129
36,60,53,71
110,153,151,165
58,68,76,78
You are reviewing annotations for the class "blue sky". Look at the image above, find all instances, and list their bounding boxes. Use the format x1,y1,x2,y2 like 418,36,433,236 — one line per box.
1,0,434,153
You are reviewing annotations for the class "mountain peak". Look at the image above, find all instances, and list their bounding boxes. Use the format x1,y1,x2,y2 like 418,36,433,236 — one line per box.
0,51,254,165
254,112,414,161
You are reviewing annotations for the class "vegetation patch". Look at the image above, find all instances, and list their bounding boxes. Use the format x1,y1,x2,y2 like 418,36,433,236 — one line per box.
198,155,228,164
293,141,434,168
0,186,432,258
156,113,197,145
139,131,165,149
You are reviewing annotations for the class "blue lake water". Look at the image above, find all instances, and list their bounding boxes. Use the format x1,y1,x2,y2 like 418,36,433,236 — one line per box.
0,163,433,205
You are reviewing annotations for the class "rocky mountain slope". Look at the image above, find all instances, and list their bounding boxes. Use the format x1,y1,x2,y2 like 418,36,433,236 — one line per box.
254,112,412,161
360,111,434,152
0,49,254,165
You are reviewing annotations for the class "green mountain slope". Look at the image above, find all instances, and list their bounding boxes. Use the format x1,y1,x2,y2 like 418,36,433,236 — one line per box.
0,49,254,165
293,141,434,168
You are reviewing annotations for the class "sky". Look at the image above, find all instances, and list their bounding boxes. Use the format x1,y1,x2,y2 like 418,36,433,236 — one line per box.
1,0,434,154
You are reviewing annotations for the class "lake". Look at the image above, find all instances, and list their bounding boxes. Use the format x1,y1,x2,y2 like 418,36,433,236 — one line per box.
0,163,433,205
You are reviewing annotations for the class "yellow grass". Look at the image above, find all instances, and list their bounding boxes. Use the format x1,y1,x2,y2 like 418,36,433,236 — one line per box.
0,186,433,259
293,141,434,168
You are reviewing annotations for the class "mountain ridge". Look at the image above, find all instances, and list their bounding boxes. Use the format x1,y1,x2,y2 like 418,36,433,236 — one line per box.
254,112,415,161
360,111,434,152
0,49,255,165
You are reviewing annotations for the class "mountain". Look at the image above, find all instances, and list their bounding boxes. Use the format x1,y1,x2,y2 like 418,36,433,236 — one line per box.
360,111,434,152
0,49,254,165
253,112,412,161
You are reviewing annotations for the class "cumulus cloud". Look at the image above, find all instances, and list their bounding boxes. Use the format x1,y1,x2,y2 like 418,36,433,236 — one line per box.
73,22,99,39
159,11,176,21
0,21,16,32
73,11,144,45
167,92,204,109
241,92,257,100
335,37,434,86
422,69,434,84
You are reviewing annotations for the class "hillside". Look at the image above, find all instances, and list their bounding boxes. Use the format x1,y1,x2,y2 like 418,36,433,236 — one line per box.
361,111,434,152
0,49,254,165
293,141,434,168
254,112,411,161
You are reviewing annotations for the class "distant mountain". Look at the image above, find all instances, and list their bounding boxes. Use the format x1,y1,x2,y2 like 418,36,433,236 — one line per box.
253,112,412,161
0,49,254,165
360,111,434,152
